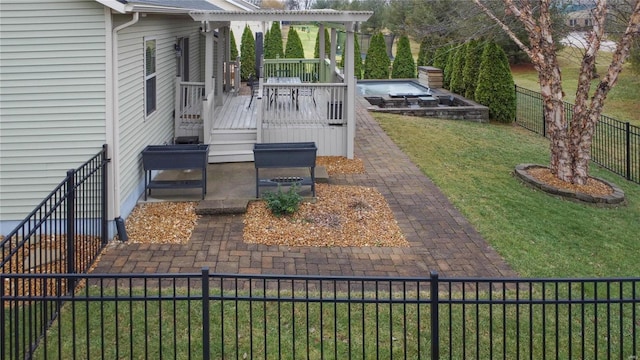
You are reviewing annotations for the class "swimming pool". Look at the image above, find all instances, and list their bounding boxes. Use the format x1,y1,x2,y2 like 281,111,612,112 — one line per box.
356,80,433,97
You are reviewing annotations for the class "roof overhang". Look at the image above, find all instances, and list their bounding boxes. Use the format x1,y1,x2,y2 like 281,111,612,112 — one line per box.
97,0,222,14
190,9,373,23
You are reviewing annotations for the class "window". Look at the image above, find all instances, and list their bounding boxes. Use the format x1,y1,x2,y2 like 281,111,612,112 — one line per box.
144,38,157,117
569,19,577,27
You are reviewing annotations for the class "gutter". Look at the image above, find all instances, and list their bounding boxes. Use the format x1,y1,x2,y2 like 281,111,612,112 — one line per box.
107,12,139,220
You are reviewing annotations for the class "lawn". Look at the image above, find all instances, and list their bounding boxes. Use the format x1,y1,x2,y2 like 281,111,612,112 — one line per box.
511,47,640,127
373,113,640,278
19,281,636,359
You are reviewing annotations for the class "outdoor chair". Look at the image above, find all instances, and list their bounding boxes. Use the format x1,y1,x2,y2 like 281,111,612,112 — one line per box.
246,75,259,109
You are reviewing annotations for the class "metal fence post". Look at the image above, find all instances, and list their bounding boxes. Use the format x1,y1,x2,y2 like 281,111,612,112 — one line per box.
202,267,210,360
101,144,109,244
0,275,4,360
542,102,546,138
430,271,440,360
66,169,76,290
626,122,631,180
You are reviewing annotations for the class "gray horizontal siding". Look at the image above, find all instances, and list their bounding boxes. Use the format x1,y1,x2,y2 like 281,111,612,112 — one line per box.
114,14,203,213
0,0,107,222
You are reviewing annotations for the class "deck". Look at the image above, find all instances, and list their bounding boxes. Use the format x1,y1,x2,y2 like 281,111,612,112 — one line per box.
213,86,342,130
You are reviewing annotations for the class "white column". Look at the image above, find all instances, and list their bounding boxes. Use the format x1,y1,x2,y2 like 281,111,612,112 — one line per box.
318,23,325,82
204,27,214,96
330,27,337,77
223,26,231,92
345,22,355,159
215,29,224,106
203,25,215,142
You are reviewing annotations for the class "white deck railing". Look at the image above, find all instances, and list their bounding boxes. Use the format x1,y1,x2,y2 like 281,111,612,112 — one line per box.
262,59,322,83
174,78,205,140
260,83,347,127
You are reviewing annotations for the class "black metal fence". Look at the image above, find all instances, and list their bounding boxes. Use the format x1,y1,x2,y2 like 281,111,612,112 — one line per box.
515,85,640,184
2,270,638,360
0,144,110,275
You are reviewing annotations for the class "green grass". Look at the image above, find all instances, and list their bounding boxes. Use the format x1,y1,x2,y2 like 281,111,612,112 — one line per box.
13,283,637,359
374,114,640,278
511,47,640,126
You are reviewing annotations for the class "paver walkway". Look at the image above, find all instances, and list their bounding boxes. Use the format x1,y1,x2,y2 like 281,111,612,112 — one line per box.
92,97,516,278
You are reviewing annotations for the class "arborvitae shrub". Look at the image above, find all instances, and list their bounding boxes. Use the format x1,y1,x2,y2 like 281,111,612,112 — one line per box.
285,27,304,58
417,34,444,66
449,43,467,95
265,22,284,59
443,45,458,89
432,44,450,71
391,35,416,78
364,32,390,79
313,28,331,58
240,25,256,81
462,40,483,100
416,37,429,67
475,42,516,123
339,35,363,79
230,29,238,61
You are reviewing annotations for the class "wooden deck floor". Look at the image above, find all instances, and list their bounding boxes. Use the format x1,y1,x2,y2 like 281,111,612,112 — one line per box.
213,94,256,129
213,91,333,130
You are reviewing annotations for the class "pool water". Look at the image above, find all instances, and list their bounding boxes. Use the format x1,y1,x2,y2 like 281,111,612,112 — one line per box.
356,80,432,97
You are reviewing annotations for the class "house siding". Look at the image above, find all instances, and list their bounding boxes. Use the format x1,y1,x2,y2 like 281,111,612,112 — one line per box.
114,14,203,218
0,0,107,227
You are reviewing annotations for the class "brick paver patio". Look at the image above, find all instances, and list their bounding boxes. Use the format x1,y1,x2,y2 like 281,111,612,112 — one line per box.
92,97,516,278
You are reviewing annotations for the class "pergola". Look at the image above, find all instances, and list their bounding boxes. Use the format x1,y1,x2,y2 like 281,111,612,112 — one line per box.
189,10,373,158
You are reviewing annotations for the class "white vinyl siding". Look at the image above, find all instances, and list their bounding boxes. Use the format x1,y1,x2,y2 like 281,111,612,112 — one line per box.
114,14,203,215
0,0,107,223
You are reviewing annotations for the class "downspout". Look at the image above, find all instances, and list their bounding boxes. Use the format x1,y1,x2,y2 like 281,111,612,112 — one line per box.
107,12,139,221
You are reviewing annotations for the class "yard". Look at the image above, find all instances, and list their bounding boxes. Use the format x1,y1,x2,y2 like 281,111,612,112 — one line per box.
511,47,640,127
374,112,640,278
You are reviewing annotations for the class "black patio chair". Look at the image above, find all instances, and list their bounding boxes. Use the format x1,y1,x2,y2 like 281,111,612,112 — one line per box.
246,75,259,109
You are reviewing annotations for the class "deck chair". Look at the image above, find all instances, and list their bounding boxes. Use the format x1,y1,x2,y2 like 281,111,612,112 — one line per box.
246,75,259,109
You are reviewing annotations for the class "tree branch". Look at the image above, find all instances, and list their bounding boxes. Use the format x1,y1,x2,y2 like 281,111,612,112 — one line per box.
472,0,534,60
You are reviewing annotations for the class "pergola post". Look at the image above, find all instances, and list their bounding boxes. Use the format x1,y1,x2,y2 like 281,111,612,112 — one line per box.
330,27,337,77
223,26,231,92
215,28,224,106
318,23,325,81
345,21,355,159
204,26,214,96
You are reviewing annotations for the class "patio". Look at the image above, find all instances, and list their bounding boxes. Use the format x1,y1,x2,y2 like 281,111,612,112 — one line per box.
91,97,515,278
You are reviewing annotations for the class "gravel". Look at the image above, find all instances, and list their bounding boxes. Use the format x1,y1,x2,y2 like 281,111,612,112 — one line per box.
120,156,408,247
243,183,408,247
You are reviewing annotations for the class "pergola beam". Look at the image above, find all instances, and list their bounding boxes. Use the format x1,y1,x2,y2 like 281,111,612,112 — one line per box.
189,10,372,23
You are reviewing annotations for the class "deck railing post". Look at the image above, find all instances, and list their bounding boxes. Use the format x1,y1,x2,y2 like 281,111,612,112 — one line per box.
66,169,76,290
430,271,440,360
202,267,211,360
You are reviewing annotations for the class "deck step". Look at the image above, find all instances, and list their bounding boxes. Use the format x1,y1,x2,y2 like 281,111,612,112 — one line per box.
211,129,257,142
208,150,254,163
211,140,256,152
208,128,257,163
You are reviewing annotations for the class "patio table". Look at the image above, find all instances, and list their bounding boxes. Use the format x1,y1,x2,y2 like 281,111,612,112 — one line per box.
266,76,302,110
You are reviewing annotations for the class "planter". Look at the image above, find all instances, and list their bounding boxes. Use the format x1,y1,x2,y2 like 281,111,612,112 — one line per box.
253,142,317,197
141,144,209,200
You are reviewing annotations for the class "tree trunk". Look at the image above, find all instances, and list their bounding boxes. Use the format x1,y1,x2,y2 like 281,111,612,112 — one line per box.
474,0,640,185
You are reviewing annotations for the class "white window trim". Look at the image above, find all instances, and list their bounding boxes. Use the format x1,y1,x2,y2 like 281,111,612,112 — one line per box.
144,37,157,119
